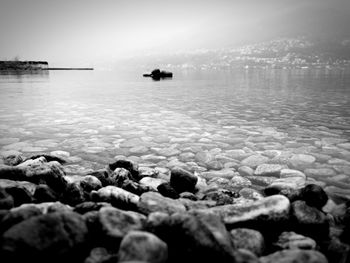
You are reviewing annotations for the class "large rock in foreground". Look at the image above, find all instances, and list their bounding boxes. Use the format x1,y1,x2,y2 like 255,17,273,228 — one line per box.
95,207,146,246
148,210,237,263
203,195,290,230
1,211,89,263
118,230,168,263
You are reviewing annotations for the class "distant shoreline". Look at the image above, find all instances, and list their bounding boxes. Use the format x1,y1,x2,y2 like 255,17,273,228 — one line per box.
0,61,93,71
47,68,94,70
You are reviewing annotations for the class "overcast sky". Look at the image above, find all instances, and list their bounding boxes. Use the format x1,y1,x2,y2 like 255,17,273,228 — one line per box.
0,0,349,66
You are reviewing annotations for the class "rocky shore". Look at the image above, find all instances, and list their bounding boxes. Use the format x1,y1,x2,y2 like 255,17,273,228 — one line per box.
0,152,350,263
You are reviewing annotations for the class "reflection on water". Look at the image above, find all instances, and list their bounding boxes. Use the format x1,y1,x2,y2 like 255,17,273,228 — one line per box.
0,70,49,83
0,68,350,197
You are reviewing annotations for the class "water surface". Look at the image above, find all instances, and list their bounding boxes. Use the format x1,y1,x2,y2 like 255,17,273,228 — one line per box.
0,68,349,195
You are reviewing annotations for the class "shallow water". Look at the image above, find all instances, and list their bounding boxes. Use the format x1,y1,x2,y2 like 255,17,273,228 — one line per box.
0,68,350,195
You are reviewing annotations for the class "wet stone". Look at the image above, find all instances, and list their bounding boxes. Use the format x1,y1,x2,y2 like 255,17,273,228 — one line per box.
200,169,236,180
288,154,316,169
280,169,306,179
304,168,337,178
254,164,286,177
238,166,254,177
170,167,198,193
241,155,269,168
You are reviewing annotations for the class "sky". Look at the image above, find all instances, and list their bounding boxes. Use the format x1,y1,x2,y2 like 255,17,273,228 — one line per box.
0,0,349,66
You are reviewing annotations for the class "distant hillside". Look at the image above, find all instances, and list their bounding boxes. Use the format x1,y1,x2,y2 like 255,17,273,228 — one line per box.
0,61,49,70
125,37,350,70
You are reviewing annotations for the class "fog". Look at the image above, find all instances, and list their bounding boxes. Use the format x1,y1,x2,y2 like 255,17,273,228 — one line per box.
0,0,349,67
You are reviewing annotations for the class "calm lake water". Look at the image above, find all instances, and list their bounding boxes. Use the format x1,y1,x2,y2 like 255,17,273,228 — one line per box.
1,68,350,196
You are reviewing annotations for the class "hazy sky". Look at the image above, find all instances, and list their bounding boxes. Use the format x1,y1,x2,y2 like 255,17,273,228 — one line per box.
1,0,349,66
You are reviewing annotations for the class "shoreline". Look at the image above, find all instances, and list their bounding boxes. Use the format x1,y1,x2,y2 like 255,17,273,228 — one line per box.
0,151,349,262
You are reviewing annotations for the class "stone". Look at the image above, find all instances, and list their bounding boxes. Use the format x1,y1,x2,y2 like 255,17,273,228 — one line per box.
230,175,252,188
157,182,180,199
233,249,260,263
225,149,250,161
26,161,67,192
178,152,195,162
108,159,139,180
170,167,198,193
137,192,186,215
62,182,86,206
26,154,67,164
91,186,140,210
241,155,269,168
299,184,328,209
201,188,239,206
0,162,67,193
205,195,290,230
291,200,329,240
120,179,152,196
246,175,277,186
273,231,317,250
280,169,306,179
1,211,89,262
230,228,265,256
288,154,316,169
5,184,33,207
84,247,117,263
264,176,306,195
138,167,159,179
195,151,215,164
149,210,236,263
80,175,103,192
0,205,42,234
260,249,328,263
139,177,167,191
86,169,114,186
238,166,254,177
17,202,72,214
118,231,168,263
96,207,146,245
3,154,23,166
200,169,236,180
0,187,14,209
74,202,111,214
239,188,264,201
304,168,337,178
111,168,133,187
254,164,286,177
179,192,198,201
34,184,59,202
50,150,70,158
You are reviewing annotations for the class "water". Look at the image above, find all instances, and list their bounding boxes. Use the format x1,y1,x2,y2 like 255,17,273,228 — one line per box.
0,68,350,196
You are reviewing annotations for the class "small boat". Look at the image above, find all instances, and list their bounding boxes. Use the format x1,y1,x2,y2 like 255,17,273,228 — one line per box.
143,69,173,80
